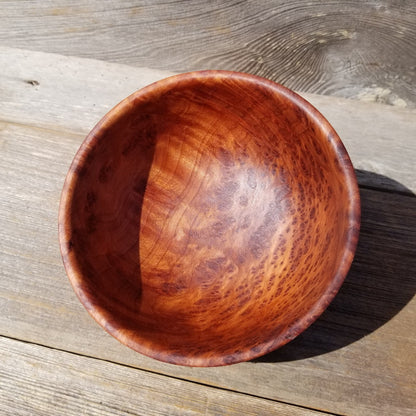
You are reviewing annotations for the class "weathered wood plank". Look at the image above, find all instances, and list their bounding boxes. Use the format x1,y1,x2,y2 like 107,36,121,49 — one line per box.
1,0,415,107
0,47,415,193
0,121,415,415
0,336,324,416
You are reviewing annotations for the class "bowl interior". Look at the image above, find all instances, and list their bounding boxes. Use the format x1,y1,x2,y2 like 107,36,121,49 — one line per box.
60,72,360,366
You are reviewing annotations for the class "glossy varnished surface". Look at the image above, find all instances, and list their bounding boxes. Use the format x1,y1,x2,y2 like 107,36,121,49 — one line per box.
59,71,360,366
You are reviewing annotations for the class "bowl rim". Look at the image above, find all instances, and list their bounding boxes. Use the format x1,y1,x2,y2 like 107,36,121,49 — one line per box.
58,70,361,367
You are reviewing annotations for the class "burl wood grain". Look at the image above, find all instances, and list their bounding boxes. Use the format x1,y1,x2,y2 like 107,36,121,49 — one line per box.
59,71,360,366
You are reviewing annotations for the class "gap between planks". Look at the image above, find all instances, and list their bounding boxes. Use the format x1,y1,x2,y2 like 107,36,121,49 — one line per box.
0,335,334,416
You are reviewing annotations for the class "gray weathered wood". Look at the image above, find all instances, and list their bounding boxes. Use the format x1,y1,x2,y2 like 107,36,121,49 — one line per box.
0,47,415,193
0,336,324,416
0,117,415,414
1,0,415,107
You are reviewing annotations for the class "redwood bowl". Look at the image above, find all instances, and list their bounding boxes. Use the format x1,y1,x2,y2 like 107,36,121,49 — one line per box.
59,71,360,366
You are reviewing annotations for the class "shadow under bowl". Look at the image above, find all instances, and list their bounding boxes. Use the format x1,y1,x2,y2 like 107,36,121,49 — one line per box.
59,71,360,367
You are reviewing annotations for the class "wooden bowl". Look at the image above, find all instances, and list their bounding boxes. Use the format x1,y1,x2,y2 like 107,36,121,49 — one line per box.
59,71,360,366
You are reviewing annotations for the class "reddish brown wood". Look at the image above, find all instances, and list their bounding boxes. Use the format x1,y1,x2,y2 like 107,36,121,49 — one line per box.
59,71,360,367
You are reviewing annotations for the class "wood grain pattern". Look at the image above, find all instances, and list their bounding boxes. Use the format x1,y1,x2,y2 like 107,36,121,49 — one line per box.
58,71,360,366
0,336,324,416
0,49,415,414
1,0,415,107
1,47,414,194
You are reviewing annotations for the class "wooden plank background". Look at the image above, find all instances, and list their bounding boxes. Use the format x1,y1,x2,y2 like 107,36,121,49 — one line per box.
0,47,415,415
1,0,415,108
1,47,415,193
2,336,326,416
